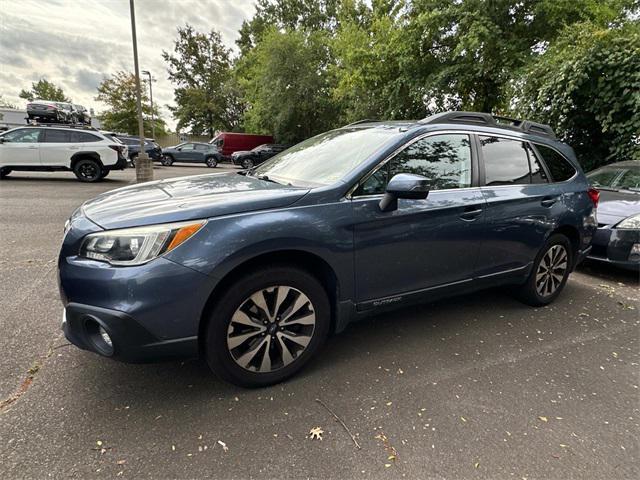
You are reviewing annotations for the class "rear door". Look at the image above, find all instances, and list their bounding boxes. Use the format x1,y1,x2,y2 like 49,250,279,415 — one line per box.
0,128,42,166
193,144,209,162
474,135,557,277
353,133,486,304
41,128,74,166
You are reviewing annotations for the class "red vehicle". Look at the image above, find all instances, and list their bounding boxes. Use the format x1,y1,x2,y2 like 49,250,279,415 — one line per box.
209,132,274,158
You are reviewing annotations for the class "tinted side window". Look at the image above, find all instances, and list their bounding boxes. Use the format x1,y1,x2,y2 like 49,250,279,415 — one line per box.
70,132,99,142
181,143,195,151
527,144,549,184
481,136,530,186
43,130,71,143
535,144,576,182
356,134,472,195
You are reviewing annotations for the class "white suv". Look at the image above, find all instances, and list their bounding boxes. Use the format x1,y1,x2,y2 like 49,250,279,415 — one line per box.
0,125,128,182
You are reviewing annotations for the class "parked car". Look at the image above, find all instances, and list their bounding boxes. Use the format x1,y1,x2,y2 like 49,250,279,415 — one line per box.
586,160,640,270
58,111,598,387
26,99,66,123
209,132,274,158
231,144,289,169
161,142,221,167
0,125,127,182
114,135,162,166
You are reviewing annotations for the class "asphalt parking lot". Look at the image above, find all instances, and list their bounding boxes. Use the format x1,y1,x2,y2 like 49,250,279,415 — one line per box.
1,165,638,479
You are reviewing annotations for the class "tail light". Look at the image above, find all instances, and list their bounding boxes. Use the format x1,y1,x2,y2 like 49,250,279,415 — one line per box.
587,187,600,208
47,106,55,110
109,145,124,153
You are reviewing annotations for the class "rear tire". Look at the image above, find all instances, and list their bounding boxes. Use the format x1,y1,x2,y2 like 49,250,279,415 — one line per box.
0,167,11,179
515,234,572,307
73,158,103,183
205,266,331,388
206,156,218,168
161,155,173,166
129,154,138,168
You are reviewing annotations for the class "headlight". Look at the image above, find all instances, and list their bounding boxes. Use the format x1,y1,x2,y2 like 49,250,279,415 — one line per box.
79,220,206,266
616,213,640,230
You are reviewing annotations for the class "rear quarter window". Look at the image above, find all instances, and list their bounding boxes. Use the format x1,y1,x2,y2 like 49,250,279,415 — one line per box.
534,144,577,182
71,132,100,142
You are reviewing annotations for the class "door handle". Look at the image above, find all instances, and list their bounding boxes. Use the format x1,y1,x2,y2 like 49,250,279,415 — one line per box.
541,196,558,207
460,206,483,221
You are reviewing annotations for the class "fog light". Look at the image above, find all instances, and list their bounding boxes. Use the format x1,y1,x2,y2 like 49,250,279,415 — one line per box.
629,243,640,262
99,326,113,348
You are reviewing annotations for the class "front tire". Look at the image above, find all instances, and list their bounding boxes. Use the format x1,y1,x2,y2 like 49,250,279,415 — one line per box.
242,158,254,170
206,156,218,168
205,266,331,388
73,158,103,183
515,234,572,306
161,155,173,166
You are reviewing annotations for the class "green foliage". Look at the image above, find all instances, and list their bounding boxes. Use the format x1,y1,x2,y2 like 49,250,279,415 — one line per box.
19,79,70,103
163,25,241,136
513,22,640,169
96,71,166,137
238,28,338,144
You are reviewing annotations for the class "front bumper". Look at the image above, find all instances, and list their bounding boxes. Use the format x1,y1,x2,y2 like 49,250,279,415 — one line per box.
59,216,218,362
587,226,640,271
62,303,198,362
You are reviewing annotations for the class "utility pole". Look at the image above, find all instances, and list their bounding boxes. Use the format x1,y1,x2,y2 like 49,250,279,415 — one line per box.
129,0,153,183
142,70,155,140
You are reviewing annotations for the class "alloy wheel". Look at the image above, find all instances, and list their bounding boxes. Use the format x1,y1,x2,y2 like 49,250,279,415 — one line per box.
535,244,568,297
78,162,99,180
226,286,316,373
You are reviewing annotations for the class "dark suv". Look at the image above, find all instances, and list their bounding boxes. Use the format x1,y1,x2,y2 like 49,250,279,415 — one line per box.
58,112,598,387
116,136,162,166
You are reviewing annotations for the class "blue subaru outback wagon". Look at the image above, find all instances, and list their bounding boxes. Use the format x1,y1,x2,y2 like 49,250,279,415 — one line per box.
59,112,599,387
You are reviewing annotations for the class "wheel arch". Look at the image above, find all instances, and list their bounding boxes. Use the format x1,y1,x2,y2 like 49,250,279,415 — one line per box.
70,152,103,169
197,249,340,354
550,224,580,266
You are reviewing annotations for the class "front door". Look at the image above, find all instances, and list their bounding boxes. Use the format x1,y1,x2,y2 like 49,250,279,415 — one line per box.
177,143,199,162
0,128,42,166
352,133,486,304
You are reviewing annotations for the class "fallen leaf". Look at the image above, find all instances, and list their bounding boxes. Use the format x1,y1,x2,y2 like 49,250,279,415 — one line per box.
309,427,324,441
116,460,126,465
217,440,229,452
538,416,548,422
460,416,467,423
96,440,103,447
474,462,480,469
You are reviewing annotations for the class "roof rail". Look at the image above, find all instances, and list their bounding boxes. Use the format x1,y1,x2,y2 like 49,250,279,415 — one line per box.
25,122,98,131
419,111,556,139
343,119,378,127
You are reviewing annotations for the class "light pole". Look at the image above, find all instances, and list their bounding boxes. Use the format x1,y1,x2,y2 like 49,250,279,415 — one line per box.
128,0,152,183
141,70,155,140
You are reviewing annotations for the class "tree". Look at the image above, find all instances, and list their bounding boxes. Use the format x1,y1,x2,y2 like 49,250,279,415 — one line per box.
238,28,338,144
163,25,241,137
19,79,70,102
237,0,341,54
95,71,166,137
513,22,640,170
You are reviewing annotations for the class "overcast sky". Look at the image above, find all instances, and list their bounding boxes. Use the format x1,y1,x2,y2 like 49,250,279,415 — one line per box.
0,0,256,129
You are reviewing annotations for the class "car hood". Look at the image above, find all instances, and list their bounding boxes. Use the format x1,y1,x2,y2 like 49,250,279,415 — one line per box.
597,189,640,226
81,172,309,229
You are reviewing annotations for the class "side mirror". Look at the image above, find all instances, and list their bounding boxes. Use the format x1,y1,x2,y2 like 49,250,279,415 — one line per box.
379,173,430,212
176,147,182,151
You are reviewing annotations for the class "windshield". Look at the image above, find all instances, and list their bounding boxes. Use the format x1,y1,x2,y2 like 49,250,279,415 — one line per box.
252,127,403,187
588,164,640,191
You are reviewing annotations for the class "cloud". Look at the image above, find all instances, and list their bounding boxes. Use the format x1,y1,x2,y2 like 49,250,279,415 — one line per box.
0,0,256,129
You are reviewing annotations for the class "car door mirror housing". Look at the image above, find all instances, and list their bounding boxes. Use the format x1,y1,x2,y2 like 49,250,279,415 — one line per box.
379,173,430,212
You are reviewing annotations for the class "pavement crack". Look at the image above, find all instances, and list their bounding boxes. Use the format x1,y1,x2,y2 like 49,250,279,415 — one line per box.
0,333,64,414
